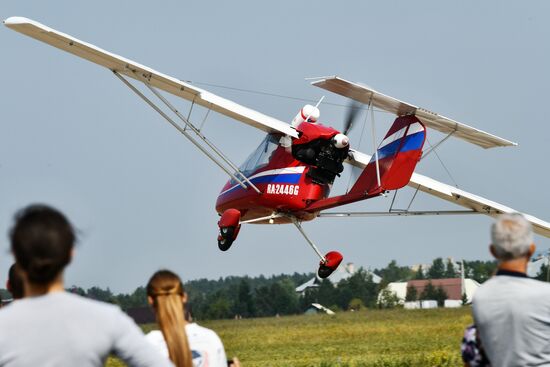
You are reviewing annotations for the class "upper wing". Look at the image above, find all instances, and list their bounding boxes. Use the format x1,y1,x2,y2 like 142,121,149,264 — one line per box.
346,149,550,238
312,76,516,149
4,16,298,139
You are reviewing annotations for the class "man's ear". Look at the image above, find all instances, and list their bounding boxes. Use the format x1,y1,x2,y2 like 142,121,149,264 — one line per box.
528,243,536,258
147,296,154,306
182,292,188,304
489,244,497,258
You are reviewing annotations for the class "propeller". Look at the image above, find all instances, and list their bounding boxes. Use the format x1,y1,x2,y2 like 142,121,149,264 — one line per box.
343,101,362,136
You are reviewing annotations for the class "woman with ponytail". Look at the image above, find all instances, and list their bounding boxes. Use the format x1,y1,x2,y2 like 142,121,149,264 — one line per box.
0,204,170,367
146,270,234,367
146,270,193,367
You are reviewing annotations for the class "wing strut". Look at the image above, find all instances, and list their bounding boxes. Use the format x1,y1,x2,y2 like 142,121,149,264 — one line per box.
368,100,382,189
318,210,480,217
113,72,261,193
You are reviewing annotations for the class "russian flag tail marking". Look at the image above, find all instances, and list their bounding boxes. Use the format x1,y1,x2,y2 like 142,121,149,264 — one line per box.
350,115,426,194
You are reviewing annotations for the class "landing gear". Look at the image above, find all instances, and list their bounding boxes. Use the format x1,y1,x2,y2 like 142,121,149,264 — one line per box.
218,227,236,251
317,251,343,279
217,209,241,252
292,218,343,279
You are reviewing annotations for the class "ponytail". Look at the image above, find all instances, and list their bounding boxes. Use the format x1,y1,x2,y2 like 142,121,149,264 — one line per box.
147,270,192,367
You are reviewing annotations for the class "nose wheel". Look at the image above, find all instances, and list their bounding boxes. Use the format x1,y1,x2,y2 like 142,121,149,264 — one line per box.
218,227,236,251
292,218,343,279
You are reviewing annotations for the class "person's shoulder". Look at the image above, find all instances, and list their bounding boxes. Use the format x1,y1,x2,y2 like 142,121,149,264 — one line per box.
57,292,129,322
61,292,120,310
186,322,222,340
145,329,163,342
525,277,550,292
0,301,19,321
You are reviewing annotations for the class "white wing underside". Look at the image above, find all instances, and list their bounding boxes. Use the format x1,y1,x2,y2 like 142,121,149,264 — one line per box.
5,17,549,238
347,149,550,238
4,17,298,139
312,77,516,149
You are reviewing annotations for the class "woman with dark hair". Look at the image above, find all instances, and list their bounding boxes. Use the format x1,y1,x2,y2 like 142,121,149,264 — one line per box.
0,204,171,367
146,270,234,367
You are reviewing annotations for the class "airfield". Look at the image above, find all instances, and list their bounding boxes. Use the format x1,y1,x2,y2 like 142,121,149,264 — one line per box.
2,2,550,367
108,308,470,367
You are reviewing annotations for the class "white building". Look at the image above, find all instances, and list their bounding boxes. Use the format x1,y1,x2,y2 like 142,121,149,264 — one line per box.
379,278,481,307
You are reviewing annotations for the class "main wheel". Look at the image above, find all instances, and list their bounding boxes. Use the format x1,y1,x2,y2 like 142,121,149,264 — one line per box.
317,251,343,279
217,227,235,251
317,264,335,279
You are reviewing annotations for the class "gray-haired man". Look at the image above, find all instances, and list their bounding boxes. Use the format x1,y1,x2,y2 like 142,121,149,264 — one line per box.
473,213,550,366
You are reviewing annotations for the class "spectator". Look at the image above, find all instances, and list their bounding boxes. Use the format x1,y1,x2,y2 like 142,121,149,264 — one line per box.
0,204,171,367
6,264,24,300
472,213,550,366
146,270,235,367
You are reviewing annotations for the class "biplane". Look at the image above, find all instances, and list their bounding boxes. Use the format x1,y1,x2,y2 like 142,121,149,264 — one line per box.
5,16,550,278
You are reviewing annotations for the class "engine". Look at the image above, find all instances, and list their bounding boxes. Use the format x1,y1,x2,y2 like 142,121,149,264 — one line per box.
292,112,350,185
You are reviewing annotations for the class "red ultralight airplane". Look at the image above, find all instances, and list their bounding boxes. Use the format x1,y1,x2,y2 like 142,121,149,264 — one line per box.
6,17,550,278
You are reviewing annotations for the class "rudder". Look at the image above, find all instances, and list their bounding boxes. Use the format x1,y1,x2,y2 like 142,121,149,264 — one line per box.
349,115,426,195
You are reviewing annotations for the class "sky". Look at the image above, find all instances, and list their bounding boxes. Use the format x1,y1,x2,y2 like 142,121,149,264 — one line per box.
1,1,549,293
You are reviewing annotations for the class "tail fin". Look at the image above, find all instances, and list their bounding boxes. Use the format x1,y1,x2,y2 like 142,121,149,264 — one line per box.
349,115,426,195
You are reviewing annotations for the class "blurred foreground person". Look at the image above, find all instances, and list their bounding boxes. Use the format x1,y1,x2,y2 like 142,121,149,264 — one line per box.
6,264,24,300
473,213,550,367
0,204,171,367
146,270,236,367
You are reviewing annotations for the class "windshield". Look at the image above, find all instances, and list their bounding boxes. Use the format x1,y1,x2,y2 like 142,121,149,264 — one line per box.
238,134,280,178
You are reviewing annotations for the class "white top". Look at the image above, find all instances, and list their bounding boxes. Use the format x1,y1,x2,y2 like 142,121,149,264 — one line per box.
0,292,171,367
473,273,550,367
146,323,227,367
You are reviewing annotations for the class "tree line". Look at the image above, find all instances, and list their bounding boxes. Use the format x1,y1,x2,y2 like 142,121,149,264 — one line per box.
0,257,511,320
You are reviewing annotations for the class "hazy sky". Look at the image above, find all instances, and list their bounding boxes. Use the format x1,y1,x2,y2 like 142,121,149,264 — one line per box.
1,1,549,293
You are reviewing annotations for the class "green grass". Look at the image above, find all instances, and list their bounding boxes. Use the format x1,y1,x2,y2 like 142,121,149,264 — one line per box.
108,307,472,366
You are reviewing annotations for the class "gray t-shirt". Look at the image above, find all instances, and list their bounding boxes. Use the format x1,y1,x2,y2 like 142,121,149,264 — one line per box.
473,273,550,367
0,291,172,367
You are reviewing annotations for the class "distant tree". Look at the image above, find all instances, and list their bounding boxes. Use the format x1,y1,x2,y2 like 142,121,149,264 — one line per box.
444,259,457,278
0,288,11,301
270,279,299,315
254,285,274,317
348,298,364,311
419,282,437,300
67,286,86,296
86,286,115,303
377,288,401,309
232,279,255,317
316,279,337,308
413,266,425,280
434,286,448,307
463,260,497,283
536,263,550,282
300,287,319,311
405,286,418,301
375,260,413,283
206,292,232,319
427,258,445,279
337,268,379,308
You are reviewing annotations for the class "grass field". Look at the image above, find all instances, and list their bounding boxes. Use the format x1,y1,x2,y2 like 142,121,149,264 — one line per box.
109,307,472,366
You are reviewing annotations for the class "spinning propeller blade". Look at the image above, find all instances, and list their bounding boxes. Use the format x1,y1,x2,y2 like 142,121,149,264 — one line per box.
343,101,362,135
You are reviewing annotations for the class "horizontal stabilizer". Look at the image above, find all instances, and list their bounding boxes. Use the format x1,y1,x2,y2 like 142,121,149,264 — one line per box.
312,76,516,149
